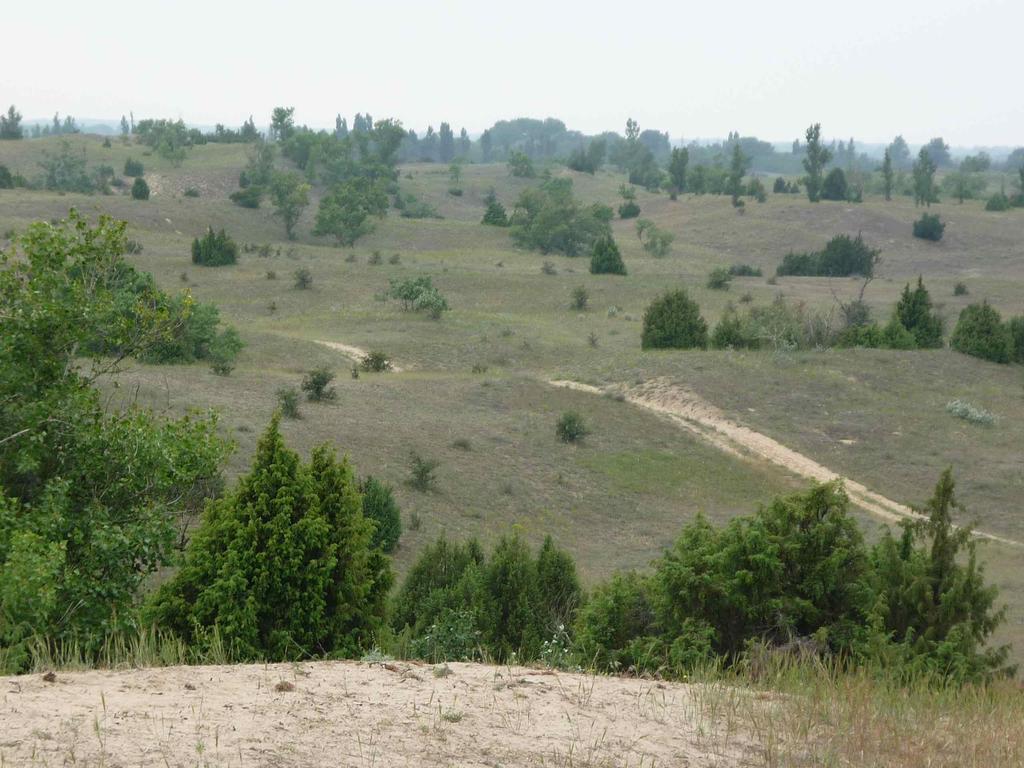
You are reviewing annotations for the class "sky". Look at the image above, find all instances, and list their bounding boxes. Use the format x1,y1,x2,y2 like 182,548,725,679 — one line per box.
3,0,1022,147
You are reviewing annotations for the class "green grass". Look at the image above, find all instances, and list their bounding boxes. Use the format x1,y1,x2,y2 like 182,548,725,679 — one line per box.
2,135,1023,659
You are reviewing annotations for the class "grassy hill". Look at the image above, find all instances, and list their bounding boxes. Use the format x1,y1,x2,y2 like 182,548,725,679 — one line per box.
2,134,1022,655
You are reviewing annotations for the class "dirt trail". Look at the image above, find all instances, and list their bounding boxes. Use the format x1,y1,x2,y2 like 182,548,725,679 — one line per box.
314,339,404,372
0,660,763,767
550,378,1021,547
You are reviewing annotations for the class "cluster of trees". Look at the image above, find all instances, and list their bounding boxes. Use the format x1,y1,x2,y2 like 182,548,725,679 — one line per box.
0,214,1014,687
390,474,1009,684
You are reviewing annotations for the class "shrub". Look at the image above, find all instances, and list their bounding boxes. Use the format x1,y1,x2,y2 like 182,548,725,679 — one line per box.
954,281,969,296
571,285,589,311
277,387,301,418
209,326,243,375
541,260,557,275
574,572,657,670
191,228,238,267
1009,316,1024,363
360,351,392,372
301,366,336,401
984,192,1011,211
293,267,313,289
951,302,1012,363
913,213,945,241
183,187,200,198
361,477,402,553
728,263,762,277
556,411,588,443
641,289,708,350
407,451,439,492
131,177,150,200
387,276,449,318
707,267,732,290
821,167,849,201
145,417,391,661
894,277,943,348
124,238,144,254
481,189,509,226
0,163,13,189
590,236,626,275
123,157,144,177
230,186,263,208
618,200,641,219
945,399,995,426
776,234,879,277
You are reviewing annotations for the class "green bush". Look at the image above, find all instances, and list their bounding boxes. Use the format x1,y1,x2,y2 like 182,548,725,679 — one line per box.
407,451,439,492
617,200,641,219
984,192,1011,211
0,163,13,189
574,572,656,670
951,303,1012,363
707,267,732,290
589,236,626,275
293,267,313,289
954,281,969,296
301,366,336,401
1009,316,1024,363
507,150,535,178
131,177,150,200
191,228,238,267
394,534,581,662
361,477,401,553
145,417,392,661
728,263,762,277
776,234,879,277
821,167,849,201
556,411,588,443
571,285,589,311
123,157,144,177
230,186,263,208
481,189,509,226
894,277,943,348
641,289,708,350
183,187,200,198
277,387,301,418
360,350,392,372
913,213,945,241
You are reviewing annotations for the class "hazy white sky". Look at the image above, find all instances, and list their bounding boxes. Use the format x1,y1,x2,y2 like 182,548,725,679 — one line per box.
3,0,1021,146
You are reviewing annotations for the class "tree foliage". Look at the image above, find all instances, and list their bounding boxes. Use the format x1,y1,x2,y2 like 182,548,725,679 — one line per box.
0,213,229,665
146,417,392,661
641,289,708,350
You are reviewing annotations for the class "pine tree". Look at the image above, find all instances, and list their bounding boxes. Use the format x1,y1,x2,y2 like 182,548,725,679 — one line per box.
869,470,1010,682
146,417,390,660
590,236,626,275
535,536,582,634
361,476,402,553
894,276,943,348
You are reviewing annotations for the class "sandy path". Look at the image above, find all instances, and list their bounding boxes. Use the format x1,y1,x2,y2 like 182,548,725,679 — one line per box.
314,339,404,372
1,661,764,767
550,378,1021,547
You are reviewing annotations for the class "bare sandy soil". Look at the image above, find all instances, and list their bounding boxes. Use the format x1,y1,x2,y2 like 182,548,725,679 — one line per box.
549,378,1021,547
315,339,405,372
1,660,765,767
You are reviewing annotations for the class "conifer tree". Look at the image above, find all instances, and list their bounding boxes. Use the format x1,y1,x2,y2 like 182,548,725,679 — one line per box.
146,417,390,660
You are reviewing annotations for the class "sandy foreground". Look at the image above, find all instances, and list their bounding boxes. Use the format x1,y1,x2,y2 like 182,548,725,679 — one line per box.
0,660,767,767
